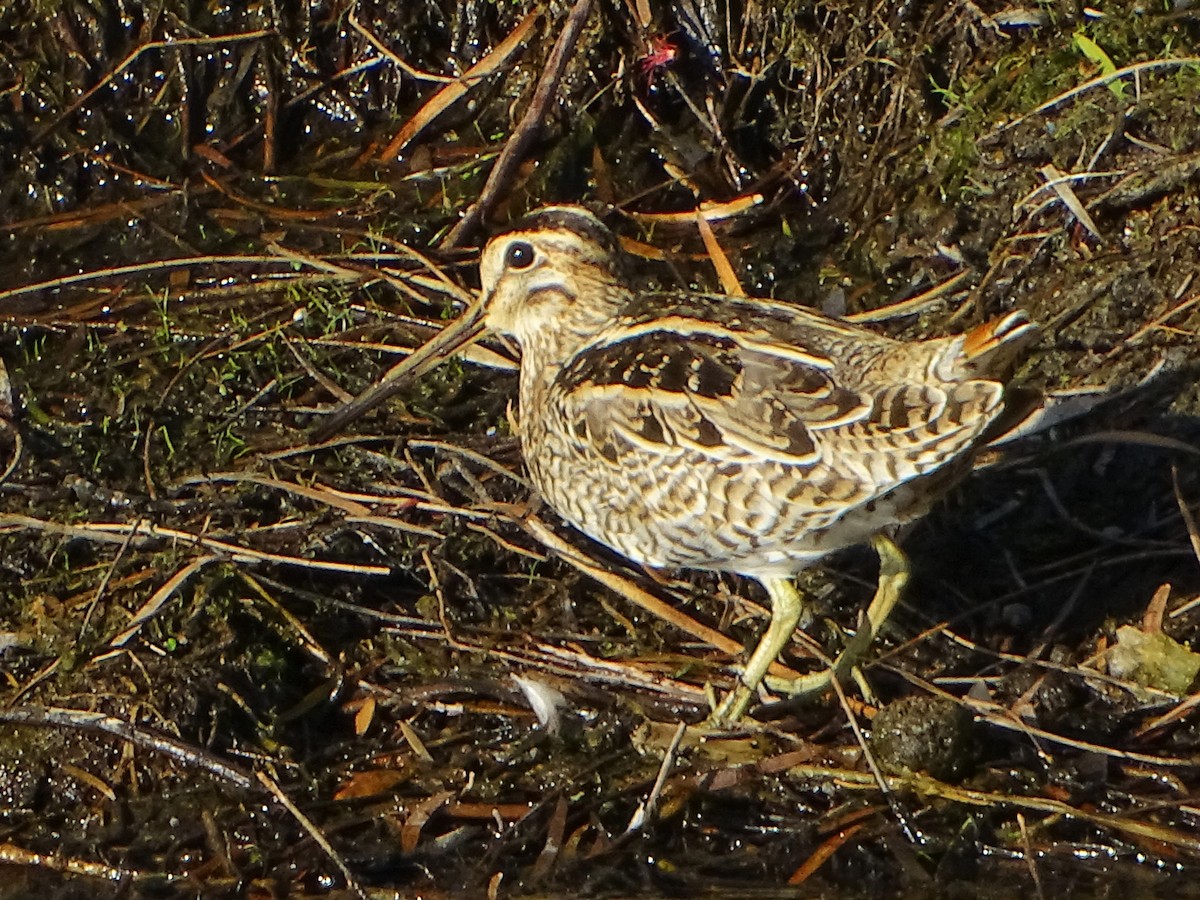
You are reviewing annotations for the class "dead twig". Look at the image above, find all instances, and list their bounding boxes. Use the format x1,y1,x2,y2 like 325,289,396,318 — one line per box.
985,58,1200,141
1017,812,1047,900
255,769,367,899
1173,466,1200,571
0,705,255,789
787,820,868,885
0,255,328,306
0,514,391,576
442,0,595,247
522,513,794,678
107,554,220,647
0,841,172,885
31,30,273,145
623,720,687,834
776,761,1200,853
347,12,457,85
376,11,543,162
830,670,918,843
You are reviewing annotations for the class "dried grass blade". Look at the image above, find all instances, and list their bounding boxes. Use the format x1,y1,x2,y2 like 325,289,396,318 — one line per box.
107,554,220,648
1173,465,1200,570
377,11,543,161
629,195,764,224
695,212,742,296
845,269,972,323
1038,164,1102,239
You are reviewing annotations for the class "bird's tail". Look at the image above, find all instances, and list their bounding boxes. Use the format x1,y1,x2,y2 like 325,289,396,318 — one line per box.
960,309,1039,376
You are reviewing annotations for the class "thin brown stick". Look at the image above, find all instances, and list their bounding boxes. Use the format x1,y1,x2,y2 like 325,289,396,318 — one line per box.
915,676,1195,768
986,58,1200,140
255,769,366,899
522,514,801,682
0,841,168,884
787,821,867,885
0,705,255,789
441,0,596,248
624,721,687,834
531,795,569,880
0,254,346,306
1017,812,1047,900
347,12,456,84
773,761,1200,853
107,554,220,647
0,429,21,488
1103,291,1200,362
1174,465,1200,571
239,572,334,666
78,515,143,641
376,11,543,161
0,514,390,576
831,662,917,844
374,618,707,702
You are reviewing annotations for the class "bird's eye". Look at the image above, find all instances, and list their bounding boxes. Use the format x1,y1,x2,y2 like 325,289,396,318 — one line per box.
504,241,535,270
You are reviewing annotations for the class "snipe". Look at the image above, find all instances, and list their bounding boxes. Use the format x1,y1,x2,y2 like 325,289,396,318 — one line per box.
319,207,1038,723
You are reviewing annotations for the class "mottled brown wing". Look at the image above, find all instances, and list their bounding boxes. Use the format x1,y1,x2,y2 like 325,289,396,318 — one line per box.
554,317,1006,484
553,326,868,465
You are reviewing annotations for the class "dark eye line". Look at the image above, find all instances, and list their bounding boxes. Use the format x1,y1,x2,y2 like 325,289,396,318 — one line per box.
525,286,573,307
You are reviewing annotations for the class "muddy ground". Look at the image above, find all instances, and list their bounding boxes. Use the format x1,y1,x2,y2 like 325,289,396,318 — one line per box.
1,0,1200,897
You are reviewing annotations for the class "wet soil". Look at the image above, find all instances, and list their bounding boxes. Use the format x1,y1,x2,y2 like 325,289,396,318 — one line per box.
1,0,1200,897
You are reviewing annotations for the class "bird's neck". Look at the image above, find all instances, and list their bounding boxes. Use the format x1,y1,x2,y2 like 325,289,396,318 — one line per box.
515,329,571,417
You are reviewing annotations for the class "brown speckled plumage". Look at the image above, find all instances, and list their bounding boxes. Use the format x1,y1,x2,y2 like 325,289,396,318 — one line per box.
339,205,1038,722
480,208,1035,582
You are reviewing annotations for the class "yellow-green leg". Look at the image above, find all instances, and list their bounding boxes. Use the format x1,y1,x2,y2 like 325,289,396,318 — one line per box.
708,534,909,725
769,534,909,699
709,576,807,723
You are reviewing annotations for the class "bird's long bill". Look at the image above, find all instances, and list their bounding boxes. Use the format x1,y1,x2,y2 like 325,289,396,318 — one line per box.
312,297,488,441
